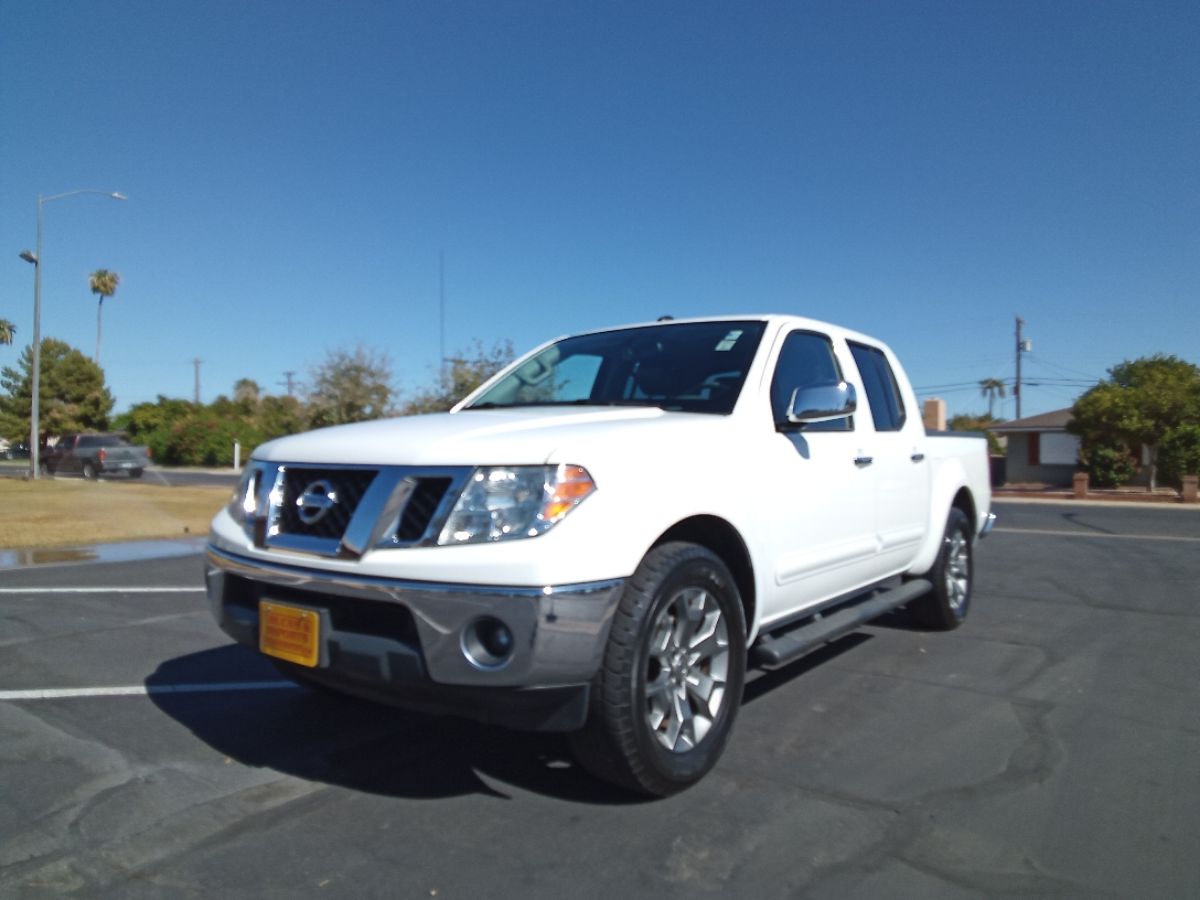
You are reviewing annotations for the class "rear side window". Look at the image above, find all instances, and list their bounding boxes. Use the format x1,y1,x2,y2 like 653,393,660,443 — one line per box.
77,435,125,448
848,342,906,431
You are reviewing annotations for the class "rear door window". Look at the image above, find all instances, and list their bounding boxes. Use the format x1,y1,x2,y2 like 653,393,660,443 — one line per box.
848,342,906,431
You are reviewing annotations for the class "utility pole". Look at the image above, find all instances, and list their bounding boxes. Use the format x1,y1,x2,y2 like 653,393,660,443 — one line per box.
280,370,296,397
1014,316,1032,419
193,357,203,404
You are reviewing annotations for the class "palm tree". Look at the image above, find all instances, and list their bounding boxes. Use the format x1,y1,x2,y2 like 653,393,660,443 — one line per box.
979,377,1007,418
89,269,120,364
0,318,15,346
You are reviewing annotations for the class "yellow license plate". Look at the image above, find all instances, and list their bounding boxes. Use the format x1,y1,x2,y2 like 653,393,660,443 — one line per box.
259,600,320,668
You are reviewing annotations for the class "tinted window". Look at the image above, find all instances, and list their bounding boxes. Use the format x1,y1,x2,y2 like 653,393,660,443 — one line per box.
77,435,126,448
848,342,906,431
467,321,766,415
770,331,850,431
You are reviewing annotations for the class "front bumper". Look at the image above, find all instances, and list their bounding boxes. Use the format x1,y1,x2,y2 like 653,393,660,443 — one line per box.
205,545,625,731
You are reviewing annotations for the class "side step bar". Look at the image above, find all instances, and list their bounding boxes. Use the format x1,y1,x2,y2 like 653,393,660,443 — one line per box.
750,578,932,670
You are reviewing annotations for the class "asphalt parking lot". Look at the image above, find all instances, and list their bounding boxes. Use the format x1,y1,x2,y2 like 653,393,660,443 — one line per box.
2,501,1198,899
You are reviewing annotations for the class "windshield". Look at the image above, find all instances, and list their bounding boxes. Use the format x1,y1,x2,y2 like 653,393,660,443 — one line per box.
465,320,766,414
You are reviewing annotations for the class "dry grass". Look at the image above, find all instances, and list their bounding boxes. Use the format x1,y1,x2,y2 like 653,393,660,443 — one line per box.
0,478,231,549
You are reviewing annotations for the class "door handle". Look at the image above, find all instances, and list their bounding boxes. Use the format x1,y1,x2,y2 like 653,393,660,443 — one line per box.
854,456,874,467
911,453,925,462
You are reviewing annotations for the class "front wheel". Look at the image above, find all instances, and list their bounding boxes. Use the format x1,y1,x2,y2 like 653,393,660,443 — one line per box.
569,542,746,796
910,508,973,630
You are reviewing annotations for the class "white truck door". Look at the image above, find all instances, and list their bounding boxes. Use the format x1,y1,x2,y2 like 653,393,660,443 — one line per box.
847,341,931,576
754,329,882,625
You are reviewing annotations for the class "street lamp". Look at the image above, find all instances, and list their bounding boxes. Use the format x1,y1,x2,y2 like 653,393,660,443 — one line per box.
18,189,126,479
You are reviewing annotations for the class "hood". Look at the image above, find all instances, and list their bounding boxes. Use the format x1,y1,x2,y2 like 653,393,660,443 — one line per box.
253,406,725,466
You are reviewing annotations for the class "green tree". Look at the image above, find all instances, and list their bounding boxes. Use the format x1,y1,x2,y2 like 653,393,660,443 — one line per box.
400,339,514,415
116,395,199,461
1068,354,1200,490
1157,424,1200,489
0,319,14,346
89,269,120,364
979,377,1007,418
256,394,306,442
165,406,261,466
114,381,310,466
1079,442,1138,488
306,344,394,428
0,338,114,441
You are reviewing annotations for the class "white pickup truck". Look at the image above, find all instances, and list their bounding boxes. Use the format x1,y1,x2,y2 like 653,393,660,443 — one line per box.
207,315,994,795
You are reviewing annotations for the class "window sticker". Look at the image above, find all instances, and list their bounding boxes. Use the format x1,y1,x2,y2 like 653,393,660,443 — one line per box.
714,329,744,352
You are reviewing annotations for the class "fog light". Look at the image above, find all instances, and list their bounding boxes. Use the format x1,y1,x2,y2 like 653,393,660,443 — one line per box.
462,617,515,670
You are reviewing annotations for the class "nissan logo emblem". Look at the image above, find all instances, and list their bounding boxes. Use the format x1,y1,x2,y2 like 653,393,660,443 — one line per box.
296,479,338,525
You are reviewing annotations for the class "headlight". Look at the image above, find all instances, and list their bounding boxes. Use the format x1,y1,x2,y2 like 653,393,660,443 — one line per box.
438,464,596,545
227,464,262,525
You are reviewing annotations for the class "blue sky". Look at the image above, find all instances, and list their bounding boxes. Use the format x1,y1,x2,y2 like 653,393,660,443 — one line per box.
2,0,1197,421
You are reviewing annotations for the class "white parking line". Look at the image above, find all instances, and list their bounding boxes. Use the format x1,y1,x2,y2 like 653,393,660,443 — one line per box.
0,681,299,701
0,587,205,594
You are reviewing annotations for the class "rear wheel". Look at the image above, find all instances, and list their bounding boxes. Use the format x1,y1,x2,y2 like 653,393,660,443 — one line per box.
910,508,973,630
129,468,143,478
82,460,97,480
569,542,746,796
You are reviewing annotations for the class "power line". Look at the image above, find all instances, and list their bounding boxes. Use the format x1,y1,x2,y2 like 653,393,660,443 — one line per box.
915,385,987,395
912,381,989,391
1024,354,1103,382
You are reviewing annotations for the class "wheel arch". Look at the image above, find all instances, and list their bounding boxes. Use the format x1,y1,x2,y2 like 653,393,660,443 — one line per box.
652,515,756,639
950,485,977,529
909,460,979,575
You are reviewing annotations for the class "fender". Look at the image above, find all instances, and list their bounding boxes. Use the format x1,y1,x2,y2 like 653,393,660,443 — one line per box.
908,454,972,575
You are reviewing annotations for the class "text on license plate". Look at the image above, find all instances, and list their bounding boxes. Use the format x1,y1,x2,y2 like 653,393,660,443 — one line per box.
259,600,320,667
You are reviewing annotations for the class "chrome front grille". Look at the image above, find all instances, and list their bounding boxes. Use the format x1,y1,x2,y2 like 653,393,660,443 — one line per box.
279,467,377,540
396,477,454,542
248,463,467,558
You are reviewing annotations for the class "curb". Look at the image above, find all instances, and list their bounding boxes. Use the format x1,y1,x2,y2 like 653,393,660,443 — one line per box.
993,494,1200,510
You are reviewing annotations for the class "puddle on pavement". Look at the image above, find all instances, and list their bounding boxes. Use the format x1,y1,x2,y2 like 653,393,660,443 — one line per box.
0,537,207,569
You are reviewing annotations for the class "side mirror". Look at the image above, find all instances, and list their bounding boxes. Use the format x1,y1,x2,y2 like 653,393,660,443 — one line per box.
786,381,856,426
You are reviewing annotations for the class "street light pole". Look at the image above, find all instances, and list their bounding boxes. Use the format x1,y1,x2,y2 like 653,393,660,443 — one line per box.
19,189,125,479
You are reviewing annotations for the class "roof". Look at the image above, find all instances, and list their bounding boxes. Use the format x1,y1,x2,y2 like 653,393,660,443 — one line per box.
989,408,1074,433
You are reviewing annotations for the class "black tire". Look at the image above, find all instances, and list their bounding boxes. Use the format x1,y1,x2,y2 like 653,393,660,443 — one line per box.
129,468,143,478
910,508,973,630
82,461,98,480
569,542,747,796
